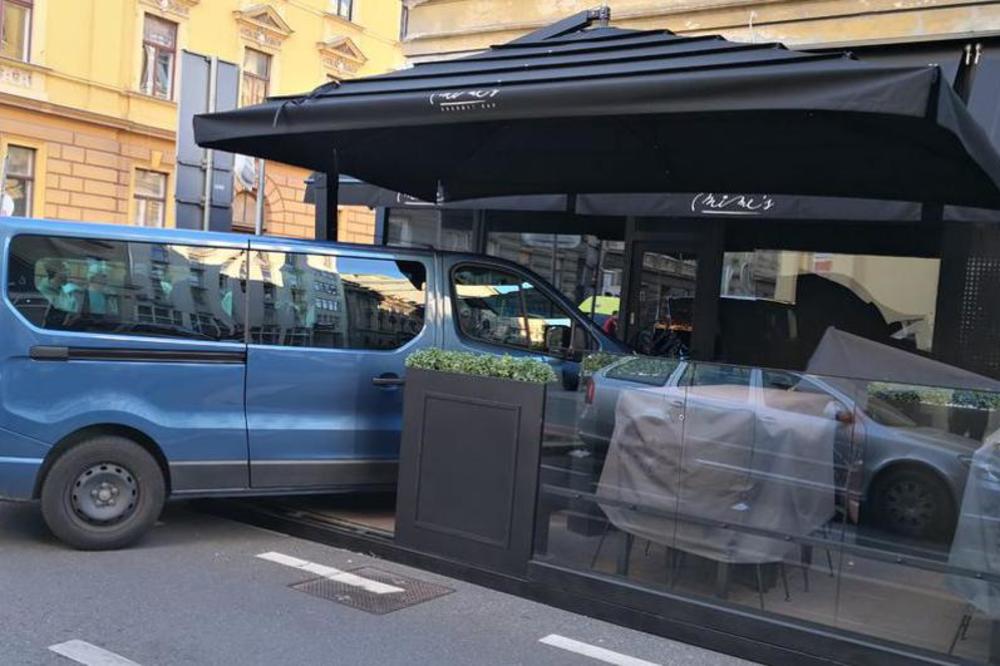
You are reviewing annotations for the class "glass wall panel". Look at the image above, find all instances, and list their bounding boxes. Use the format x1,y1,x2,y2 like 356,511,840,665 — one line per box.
536,354,1000,663
835,377,1000,660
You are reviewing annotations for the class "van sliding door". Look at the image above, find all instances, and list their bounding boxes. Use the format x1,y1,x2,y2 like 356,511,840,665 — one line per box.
244,243,432,489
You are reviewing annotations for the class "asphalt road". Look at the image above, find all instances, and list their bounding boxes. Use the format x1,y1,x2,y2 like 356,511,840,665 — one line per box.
0,501,757,666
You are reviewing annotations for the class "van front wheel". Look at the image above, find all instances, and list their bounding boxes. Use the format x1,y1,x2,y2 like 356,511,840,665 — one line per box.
41,436,165,550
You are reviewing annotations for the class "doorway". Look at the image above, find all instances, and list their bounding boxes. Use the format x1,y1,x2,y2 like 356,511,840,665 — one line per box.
624,243,702,358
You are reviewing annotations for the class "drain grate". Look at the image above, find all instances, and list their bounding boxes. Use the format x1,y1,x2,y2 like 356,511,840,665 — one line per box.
290,567,453,615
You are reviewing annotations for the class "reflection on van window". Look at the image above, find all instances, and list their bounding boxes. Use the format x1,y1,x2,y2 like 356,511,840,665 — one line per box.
452,265,572,353
247,252,426,350
7,235,244,341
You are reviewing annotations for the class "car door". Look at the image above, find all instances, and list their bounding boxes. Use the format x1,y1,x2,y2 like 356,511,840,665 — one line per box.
244,241,433,488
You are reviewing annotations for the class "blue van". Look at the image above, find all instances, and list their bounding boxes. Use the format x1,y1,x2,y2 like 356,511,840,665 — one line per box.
0,217,623,549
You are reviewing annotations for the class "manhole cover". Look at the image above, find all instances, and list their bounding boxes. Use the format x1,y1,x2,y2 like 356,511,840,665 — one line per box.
290,567,453,615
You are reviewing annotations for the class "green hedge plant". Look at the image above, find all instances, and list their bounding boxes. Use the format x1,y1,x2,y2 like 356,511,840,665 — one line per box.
580,352,619,377
405,348,557,384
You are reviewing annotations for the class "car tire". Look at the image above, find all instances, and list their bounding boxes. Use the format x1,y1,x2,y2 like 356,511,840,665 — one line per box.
870,466,955,543
40,436,165,550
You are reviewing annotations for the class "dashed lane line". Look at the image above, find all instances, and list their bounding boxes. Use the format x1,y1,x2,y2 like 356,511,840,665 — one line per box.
49,640,142,666
256,551,405,595
539,634,662,666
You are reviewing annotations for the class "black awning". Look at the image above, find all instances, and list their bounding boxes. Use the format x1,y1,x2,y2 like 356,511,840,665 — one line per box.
306,174,571,212
195,9,1000,209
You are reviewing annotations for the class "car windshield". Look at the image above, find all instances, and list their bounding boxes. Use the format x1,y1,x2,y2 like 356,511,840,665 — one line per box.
864,394,918,428
605,357,680,386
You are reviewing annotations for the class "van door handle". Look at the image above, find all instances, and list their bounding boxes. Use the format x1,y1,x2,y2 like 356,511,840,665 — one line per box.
372,373,405,387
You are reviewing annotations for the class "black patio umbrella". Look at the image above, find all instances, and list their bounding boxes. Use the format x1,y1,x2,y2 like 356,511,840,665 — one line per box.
194,8,1000,209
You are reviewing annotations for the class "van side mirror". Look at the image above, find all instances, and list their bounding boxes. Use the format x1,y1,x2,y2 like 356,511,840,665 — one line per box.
544,324,572,356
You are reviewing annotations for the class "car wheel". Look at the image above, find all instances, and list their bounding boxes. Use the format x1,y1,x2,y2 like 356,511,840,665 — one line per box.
870,467,955,542
40,436,166,550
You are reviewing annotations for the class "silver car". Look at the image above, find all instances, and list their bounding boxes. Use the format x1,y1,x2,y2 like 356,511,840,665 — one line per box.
579,356,980,542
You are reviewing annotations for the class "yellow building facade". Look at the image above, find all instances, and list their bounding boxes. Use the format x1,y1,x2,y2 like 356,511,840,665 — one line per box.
1,0,405,242
402,0,1000,56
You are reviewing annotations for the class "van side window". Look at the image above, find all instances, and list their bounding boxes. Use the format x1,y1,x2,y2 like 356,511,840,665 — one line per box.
247,251,426,350
452,265,575,354
6,235,245,342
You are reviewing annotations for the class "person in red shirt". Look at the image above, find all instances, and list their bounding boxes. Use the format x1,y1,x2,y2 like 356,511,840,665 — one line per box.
602,310,619,337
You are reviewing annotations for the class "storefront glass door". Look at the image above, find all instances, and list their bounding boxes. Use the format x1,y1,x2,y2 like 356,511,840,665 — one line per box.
626,245,699,357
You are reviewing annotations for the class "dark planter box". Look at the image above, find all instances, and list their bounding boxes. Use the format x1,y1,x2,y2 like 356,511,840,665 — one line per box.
395,368,546,576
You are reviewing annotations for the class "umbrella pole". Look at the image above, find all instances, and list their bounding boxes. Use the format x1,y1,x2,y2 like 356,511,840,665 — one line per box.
319,151,339,242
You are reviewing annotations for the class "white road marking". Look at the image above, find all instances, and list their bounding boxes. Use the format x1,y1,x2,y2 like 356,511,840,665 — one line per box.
256,551,404,595
48,640,141,666
539,635,661,666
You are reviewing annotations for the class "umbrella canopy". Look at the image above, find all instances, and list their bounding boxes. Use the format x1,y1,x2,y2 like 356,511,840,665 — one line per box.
195,9,1000,209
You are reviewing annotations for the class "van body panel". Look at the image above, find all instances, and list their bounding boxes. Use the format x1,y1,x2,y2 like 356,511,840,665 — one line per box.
0,217,623,501
0,425,50,500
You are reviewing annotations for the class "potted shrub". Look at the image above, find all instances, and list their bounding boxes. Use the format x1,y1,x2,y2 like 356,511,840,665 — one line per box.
395,349,555,576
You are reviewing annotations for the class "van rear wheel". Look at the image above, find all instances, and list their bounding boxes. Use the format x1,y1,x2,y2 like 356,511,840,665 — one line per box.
41,436,165,550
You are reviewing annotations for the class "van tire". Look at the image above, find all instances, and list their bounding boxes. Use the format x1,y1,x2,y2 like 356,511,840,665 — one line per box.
40,436,165,550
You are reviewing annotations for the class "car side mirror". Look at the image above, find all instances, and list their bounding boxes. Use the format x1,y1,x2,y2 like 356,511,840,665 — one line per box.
544,324,572,356
834,409,855,425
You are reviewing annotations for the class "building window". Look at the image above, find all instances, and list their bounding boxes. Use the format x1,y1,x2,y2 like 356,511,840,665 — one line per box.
241,48,271,107
2,145,34,217
333,0,353,21
0,0,31,61
400,3,408,39
140,15,177,100
133,169,167,228
232,190,268,233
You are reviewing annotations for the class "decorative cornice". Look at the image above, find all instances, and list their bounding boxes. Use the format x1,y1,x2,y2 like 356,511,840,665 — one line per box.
0,57,47,89
317,36,367,78
234,4,293,51
0,91,176,141
139,0,200,20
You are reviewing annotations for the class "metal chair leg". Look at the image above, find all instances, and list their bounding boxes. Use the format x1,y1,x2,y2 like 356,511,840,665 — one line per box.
668,548,683,589
779,562,791,602
589,523,610,570
715,561,732,599
616,532,634,576
754,564,766,611
949,610,973,655
801,545,812,593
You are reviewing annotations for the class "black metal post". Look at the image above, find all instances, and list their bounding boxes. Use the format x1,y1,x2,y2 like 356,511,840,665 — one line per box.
318,152,339,241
